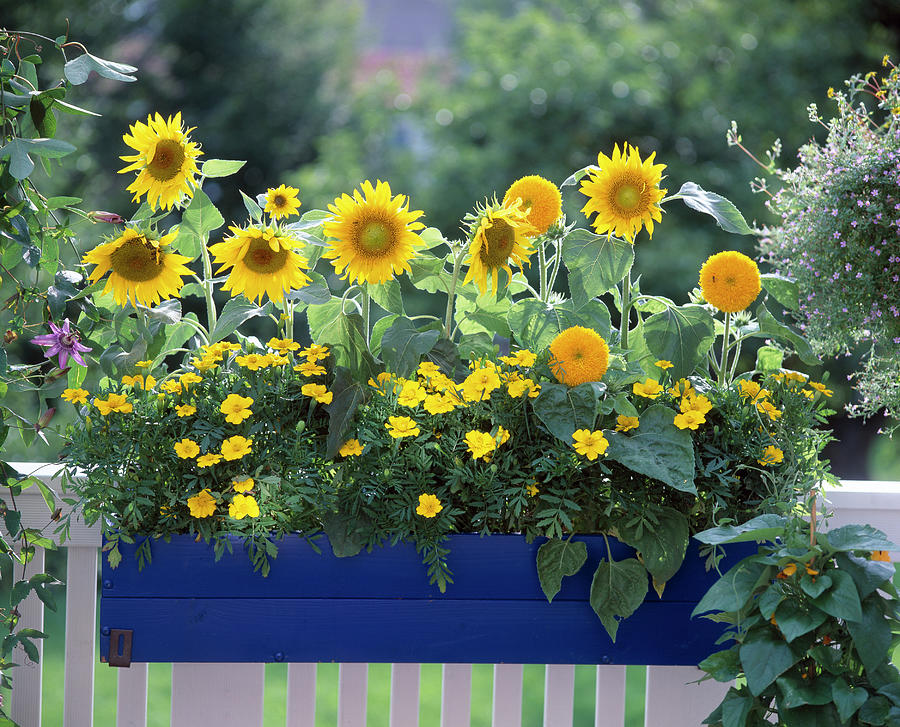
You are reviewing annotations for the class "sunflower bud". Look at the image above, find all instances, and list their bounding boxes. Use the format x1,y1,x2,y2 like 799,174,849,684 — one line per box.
88,211,126,224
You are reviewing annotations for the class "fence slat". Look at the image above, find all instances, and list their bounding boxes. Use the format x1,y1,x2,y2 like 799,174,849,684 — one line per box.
594,665,626,727
491,663,523,727
286,662,317,727
644,666,729,727
390,662,420,727
170,663,264,727
338,662,368,727
441,663,472,727
543,664,575,727
10,547,44,727
64,545,97,727
116,663,148,727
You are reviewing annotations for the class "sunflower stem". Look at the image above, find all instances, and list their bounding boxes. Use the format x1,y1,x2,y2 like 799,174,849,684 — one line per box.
719,312,732,386
443,245,465,339
538,242,549,303
619,269,633,350
361,283,371,348
546,238,563,297
198,236,218,334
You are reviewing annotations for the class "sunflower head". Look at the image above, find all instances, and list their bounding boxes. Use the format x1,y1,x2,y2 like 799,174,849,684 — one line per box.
579,143,667,242
699,250,761,313
503,175,562,236
208,225,312,304
82,227,192,308
462,197,538,296
264,184,302,220
118,112,202,211
322,180,425,285
549,326,610,386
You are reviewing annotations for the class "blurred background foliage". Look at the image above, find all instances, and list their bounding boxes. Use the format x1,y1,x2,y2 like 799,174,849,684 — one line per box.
3,0,900,475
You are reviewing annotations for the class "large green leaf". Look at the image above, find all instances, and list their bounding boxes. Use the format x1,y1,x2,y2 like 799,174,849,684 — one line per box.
380,317,440,377
536,538,588,603
324,367,367,459
834,552,896,600
776,674,833,708
531,382,600,443
761,273,799,311
0,138,76,179
616,507,689,590
589,557,648,641
209,297,270,343
456,288,513,338
507,298,611,352
699,650,742,683
831,678,869,723
756,304,818,366
561,229,634,306
641,304,715,379
175,188,226,259
200,159,246,178
693,558,768,615
825,524,896,553
307,298,376,381
369,280,404,315
694,514,788,545
739,628,801,696
847,598,893,672
772,600,828,643
64,52,138,84
408,253,452,294
670,182,753,235
812,569,861,622
605,405,696,493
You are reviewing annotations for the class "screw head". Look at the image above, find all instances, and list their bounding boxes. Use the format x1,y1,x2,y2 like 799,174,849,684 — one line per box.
600,655,611,664
102,580,113,589
274,651,285,662
101,627,110,636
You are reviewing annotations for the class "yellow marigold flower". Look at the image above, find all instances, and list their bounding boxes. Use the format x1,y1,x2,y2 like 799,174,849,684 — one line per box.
465,430,497,460
757,400,782,421
781,370,808,384
174,438,200,459
549,326,610,386
62,388,90,405
119,112,201,211
339,439,365,457
136,360,154,368
572,429,609,460
738,379,766,402
228,493,260,520
633,378,663,399
423,393,457,415
674,409,706,430
801,389,815,400
668,379,695,398
398,380,428,407
654,360,673,370
525,482,539,497
416,493,443,518
502,175,562,235
179,372,203,387
302,383,333,404
122,374,156,389
758,445,784,466
267,336,300,353
615,415,640,432
232,477,254,493
196,453,223,468
221,435,252,461
579,143,666,242
827,87,835,99
460,367,502,402
301,344,330,362
236,353,271,370
94,394,133,415
463,197,537,295
368,371,395,396
209,225,312,305
499,349,537,368
294,360,326,377
809,381,833,397
322,180,425,285
871,550,892,562
507,376,540,399
220,393,254,424
187,489,216,519
161,379,183,395
386,416,420,439
269,354,290,367
698,251,761,314
417,361,442,378
496,426,511,446
190,356,219,372
175,404,196,417
264,184,302,220
681,394,713,416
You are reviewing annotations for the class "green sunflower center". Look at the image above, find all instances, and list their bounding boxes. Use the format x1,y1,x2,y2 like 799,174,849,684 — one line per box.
358,221,393,254
109,237,164,282
244,238,289,274
480,219,515,267
613,183,643,212
149,139,186,182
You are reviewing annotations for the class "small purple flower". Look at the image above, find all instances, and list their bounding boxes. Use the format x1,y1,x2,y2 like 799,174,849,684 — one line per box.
31,319,91,369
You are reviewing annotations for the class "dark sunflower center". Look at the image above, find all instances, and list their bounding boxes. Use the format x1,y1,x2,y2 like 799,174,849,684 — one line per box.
244,238,289,274
480,219,515,267
613,183,643,212
273,195,287,208
109,237,164,282
148,139,186,181
357,221,393,254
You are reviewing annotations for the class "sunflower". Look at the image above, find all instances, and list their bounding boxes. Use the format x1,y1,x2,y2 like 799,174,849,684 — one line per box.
579,144,666,242
264,184,302,220
698,251,761,313
322,180,425,285
463,198,537,295
549,326,610,386
209,226,312,304
502,175,562,235
118,112,202,211
82,228,192,308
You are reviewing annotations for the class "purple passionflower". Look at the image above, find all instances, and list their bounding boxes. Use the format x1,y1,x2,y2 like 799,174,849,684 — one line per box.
31,319,91,369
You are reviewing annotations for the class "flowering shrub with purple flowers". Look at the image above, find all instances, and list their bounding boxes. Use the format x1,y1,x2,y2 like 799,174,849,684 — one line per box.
745,59,900,429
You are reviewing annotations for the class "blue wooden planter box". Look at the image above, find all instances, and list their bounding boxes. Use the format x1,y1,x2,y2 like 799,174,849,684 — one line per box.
99,534,750,666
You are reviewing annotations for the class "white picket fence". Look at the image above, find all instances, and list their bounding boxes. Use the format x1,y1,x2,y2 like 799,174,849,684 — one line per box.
4,462,899,727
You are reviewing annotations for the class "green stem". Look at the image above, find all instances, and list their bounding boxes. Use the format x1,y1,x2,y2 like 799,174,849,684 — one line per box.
546,239,563,298
620,269,632,350
361,282,371,347
198,233,217,334
443,245,465,339
538,242,549,303
719,312,732,386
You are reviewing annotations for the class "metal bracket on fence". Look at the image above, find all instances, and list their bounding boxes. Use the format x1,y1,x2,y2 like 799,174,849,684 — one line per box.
108,628,133,667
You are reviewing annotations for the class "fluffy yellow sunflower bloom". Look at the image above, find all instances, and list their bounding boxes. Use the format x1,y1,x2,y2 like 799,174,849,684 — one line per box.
463,198,537,296
82,228,192,308
548,326,610,387
322,180,425,285
698,251,761,313
264,184,302,220
579,144,666,242
118,112,202,211
502,175,562,236
209,226,311,304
